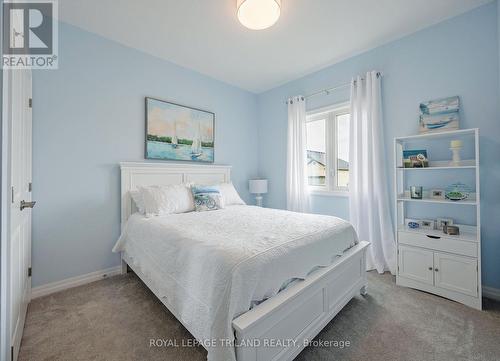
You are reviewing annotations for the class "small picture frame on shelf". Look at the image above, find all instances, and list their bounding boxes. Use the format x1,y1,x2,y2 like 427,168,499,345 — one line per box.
405,218,422,229
430,189,445,200
420,219,435,230
403,150,428,168
437,218,453,231
410,186,423,199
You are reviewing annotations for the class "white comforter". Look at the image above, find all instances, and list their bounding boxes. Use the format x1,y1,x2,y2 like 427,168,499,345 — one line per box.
113,205,357,361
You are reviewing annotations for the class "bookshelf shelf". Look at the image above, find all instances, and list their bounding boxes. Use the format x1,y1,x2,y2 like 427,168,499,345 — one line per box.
395,128,477,141
396,196,477,205
396,159,476,170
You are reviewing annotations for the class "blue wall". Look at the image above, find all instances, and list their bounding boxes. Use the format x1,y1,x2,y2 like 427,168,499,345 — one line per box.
257,3,500,288
33,4,500,290
31,23,259,287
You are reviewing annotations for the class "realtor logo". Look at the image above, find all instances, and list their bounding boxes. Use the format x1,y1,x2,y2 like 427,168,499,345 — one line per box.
2,0,58,69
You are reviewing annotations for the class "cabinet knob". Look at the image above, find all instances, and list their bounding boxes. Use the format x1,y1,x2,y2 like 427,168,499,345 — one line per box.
428,267,433,271
434,268,439,272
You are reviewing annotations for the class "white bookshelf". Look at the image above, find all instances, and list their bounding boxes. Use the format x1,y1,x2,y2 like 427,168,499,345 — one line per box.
394,128,481,310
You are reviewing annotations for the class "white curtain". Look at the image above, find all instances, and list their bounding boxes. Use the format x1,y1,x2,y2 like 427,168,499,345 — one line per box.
286,96,310,212
349,71,396,274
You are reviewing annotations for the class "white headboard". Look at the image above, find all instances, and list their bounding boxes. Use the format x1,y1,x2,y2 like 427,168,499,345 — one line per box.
120,162,231,228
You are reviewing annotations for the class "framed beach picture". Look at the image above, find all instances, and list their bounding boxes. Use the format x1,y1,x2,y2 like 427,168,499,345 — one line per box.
145,97,215,163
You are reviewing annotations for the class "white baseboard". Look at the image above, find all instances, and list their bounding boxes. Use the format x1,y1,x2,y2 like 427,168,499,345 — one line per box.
31,266,122,299
482,286,500,302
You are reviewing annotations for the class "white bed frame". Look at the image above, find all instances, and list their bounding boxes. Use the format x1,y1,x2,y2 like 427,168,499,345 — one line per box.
120,162,369,361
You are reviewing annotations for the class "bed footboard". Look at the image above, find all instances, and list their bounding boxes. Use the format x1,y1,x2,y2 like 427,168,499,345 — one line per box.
232,241,369,361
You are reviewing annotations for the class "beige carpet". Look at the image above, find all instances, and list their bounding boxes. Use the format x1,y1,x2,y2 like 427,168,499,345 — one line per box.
19,272,500,361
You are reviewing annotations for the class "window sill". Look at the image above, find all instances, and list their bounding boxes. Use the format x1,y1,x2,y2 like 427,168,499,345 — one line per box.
309,190,349,198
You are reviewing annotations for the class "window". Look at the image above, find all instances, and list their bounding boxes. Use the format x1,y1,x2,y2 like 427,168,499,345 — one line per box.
306,103,350,193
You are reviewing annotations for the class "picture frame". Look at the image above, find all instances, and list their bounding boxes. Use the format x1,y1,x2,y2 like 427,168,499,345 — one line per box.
436,218,453,231
403,150,428,168
430,189,445,200
419,96,460,134
420,219,435,230
145,97,215,163
410,186,423,199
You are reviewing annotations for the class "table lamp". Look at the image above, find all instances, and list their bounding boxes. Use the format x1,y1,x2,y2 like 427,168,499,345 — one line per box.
249,179,268,207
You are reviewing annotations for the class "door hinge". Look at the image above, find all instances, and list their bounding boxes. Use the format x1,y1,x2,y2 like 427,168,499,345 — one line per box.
28,182,32,192
28,267,32,277
11,186,14,203
28,98,32,108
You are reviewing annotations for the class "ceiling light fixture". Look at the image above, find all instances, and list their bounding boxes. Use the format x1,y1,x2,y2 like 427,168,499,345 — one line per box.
237,0,281,30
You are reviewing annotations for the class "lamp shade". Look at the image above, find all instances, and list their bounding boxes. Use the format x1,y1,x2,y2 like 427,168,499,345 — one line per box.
237,0,281,30
249,179,268,194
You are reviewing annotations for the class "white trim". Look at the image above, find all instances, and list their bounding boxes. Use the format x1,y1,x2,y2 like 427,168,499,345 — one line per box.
306,101,350,116
1,64,11,361
31,266,121,299
309,189,349,197
482,286,500,302
306,103,350,194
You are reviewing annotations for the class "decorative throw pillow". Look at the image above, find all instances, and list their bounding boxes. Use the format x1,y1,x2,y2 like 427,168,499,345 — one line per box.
217,182,246,205
139,184,195,216
191,185,224,212
129,190,146,214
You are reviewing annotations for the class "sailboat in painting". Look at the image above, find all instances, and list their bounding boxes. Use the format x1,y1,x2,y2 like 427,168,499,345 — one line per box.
191,139,202,158
191,123,203,158
171,122,178,149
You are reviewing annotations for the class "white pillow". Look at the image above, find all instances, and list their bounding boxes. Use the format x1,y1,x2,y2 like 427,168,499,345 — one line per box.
130,190,146,214
217,182,246,205
139,184,195,216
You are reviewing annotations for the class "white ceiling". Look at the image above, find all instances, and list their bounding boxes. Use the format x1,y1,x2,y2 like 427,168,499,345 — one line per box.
59,0,492,93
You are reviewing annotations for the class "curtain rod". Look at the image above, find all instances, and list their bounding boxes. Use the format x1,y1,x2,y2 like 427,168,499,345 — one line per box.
285,71,382,104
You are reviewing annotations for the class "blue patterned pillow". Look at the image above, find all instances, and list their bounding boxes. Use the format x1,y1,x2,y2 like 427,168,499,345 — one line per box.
191,186,224,212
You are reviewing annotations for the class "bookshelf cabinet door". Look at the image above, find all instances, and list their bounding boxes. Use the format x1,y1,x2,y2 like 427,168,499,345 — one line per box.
434,252,478,297
398,246,434,285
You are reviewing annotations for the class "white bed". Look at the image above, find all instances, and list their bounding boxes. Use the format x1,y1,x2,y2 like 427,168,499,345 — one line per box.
116,162,369,361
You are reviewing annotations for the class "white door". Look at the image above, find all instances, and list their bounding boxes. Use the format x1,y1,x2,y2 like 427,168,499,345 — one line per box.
398,245,434,285
9,69,33,361
434,252,477,297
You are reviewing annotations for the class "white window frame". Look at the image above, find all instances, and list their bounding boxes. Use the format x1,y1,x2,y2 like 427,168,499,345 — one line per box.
306,102,350,196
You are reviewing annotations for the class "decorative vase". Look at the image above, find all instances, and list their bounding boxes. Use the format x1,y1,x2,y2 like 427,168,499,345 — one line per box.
449,140,462,166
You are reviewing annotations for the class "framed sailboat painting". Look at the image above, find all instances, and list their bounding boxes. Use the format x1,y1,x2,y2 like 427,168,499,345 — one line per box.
145,97,215,163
